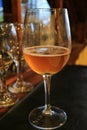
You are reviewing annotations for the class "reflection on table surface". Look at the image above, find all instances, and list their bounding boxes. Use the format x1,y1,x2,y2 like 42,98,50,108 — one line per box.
0,42,87,129
0,67,42,118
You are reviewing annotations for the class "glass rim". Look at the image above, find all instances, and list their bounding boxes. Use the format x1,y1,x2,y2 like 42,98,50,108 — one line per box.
26,8,68,11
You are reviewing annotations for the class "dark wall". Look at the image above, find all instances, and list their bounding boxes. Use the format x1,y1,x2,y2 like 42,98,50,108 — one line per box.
47,0,63,7
2,0,13,21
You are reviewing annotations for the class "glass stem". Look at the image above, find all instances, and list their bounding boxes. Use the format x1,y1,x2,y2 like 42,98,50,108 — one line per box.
43,74,52,115
0,73,7,92
15,59,21,83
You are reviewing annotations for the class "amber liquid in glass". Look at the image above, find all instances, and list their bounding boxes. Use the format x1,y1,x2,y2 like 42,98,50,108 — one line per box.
23,46,70,75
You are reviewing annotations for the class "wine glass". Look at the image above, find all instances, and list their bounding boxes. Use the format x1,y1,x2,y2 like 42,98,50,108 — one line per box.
0,23,18,107
23,8,71,129
3,23,33,94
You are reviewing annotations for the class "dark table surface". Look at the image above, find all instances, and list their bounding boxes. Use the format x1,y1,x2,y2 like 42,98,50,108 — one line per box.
0,65,87,130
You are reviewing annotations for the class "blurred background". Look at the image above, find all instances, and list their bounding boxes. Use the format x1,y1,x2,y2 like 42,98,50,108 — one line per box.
0,0,87,65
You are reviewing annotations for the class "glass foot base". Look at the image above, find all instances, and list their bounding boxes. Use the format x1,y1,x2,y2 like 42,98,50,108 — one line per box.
0,92,19,108
28,106,67,130
8,81,33,94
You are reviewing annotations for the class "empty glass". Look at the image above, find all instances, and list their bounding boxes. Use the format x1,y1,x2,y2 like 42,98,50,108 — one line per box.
1,23,33,94
0,23,18,107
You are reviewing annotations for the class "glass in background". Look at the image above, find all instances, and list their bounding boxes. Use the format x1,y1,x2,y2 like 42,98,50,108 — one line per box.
1,23,33,94
0,23,18,108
